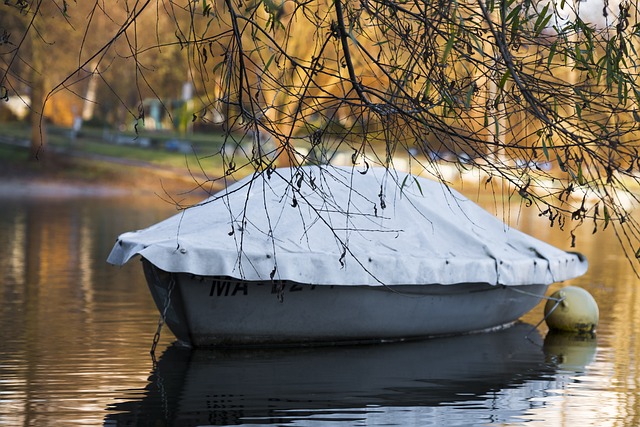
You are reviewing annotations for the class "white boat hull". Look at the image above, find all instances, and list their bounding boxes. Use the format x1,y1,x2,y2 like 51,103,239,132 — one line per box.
142,259,548,347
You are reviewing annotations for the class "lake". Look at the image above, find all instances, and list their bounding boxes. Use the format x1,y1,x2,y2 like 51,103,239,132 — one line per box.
0,185,638,426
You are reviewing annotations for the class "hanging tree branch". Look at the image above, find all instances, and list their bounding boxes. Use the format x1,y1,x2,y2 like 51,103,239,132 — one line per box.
1,0,639,267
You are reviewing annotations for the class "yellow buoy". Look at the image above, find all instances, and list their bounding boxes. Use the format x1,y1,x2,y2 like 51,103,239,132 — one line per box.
544,286,599,333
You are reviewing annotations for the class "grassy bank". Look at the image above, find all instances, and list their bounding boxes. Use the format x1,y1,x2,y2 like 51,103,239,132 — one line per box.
1,121,228,165
0,123,230,197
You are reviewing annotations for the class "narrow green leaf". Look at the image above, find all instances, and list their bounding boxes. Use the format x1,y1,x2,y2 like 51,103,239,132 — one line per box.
201,18,214,38
540,134,550,161
400,174,409,193
441,32,456,64
534,3,552,36
506,4,521,22
413,176,423,195
510,14,521,38
212,60,225,74
264,53,275,71
619,80,628,105
203,0,212,17
498,69,511,90
547,42,557,68
464,84,475,108
422,80,432,103
577,162,586,185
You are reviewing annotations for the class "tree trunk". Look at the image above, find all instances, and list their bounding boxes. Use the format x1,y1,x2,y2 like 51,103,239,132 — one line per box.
28,35,48,162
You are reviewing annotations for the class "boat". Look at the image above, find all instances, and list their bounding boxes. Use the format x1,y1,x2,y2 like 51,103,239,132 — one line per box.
107,165,588,346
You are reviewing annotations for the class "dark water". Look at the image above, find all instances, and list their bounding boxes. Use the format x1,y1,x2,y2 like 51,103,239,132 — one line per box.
0,190,639,426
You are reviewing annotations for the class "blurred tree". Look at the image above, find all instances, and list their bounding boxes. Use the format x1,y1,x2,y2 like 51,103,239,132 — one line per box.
0,1,192,153
0,2,53,160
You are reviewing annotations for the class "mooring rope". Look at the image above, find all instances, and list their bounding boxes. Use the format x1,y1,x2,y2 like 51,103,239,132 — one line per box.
507,286,566,340
150,271,176,363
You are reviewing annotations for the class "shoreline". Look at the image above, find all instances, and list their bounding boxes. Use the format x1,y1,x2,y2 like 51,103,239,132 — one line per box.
0,177,134,198
0,153,220,201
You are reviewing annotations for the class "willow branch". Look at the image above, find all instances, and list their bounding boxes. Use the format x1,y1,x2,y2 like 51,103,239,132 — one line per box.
333,0,371,106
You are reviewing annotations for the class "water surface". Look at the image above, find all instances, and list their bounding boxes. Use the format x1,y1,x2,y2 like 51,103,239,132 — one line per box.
0,189,638,426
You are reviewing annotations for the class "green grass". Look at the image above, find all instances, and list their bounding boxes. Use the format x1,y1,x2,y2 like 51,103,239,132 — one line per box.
0,121,240,185
0,121,229,168
77,140,208,167
0,143,27,162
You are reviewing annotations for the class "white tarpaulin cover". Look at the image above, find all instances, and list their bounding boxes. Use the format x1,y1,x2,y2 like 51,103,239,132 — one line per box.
108,166,588,286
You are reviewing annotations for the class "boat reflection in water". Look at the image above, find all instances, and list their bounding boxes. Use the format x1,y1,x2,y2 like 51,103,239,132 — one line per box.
104,323,598,426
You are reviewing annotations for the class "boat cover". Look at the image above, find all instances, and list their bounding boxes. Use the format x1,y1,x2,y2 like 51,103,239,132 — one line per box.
107,166,588,286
